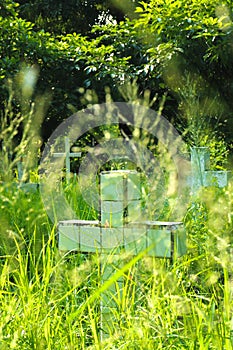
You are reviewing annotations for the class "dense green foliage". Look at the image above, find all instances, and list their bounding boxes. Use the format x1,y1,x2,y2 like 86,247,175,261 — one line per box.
0,2,138,139
16,0,141,34
135,0,233,143
0,2,233,347
1,0,233,145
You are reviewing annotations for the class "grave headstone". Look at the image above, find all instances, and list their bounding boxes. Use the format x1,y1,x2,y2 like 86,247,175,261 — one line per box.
58,169,186,340
16,156,38,192
191,147,231,193
52,136,81,182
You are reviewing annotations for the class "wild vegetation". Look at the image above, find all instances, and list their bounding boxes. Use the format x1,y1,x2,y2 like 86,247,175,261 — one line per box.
0,173,232,349
0,0,233,349
1,0,233,145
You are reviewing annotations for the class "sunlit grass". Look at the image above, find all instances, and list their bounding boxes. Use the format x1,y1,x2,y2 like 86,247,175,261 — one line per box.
0,72,232,349
0,179,232,349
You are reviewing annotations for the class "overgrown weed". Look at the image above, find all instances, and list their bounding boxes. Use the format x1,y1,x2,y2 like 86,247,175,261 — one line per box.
0,71,232,349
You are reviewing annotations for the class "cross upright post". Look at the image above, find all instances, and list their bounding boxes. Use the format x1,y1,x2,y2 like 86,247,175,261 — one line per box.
52,136,81,183
65,137,71,182
17,157,25,182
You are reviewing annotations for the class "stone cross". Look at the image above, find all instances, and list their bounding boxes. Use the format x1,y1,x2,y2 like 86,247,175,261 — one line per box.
17,157,25,181
58,170,186,340
52,136,81,182
15,156,38,192
191,147,231,193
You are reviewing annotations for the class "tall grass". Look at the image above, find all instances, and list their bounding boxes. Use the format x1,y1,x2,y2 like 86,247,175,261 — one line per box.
0,182,232,349
0,73,232,349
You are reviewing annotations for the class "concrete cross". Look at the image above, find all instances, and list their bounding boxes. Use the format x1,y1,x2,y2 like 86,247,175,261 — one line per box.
15,156,38,192
191,147,231,194
52,136,81,182
58,170,186,340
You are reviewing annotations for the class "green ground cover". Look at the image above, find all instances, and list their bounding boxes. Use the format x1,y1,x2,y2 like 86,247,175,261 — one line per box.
0,179,232,349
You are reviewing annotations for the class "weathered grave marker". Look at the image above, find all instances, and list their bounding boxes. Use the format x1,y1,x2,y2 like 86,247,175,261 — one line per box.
16,156,38,192
14,157,39,193
17,157,25,182
191,146,232,339
58,170,186,340
191,147,231,193
52,136,81,182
